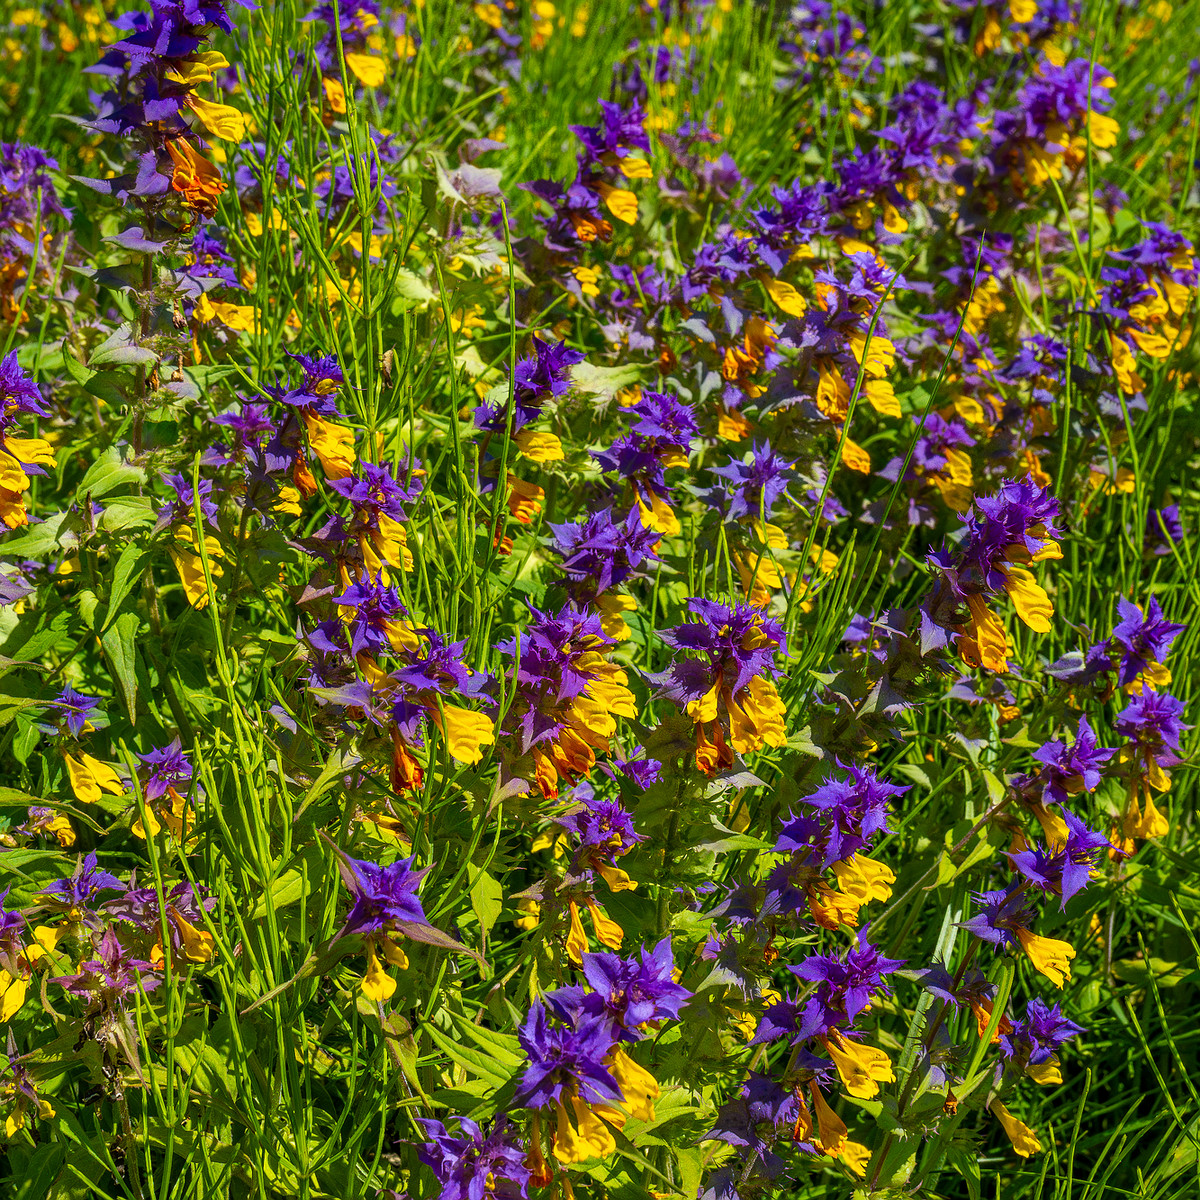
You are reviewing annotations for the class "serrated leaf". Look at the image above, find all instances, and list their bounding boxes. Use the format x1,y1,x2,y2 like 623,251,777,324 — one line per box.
77,447,146,500
448,1011,524,1070
425,1020,515,1089
571,360,645,397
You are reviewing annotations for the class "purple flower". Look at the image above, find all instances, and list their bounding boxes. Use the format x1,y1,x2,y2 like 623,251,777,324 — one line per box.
1008,808,1111,908
1116,690,1191,767
775,761,905,868
328,459,423,518
960,477,1062,590
155,472,220,531
789,932,904,1039
1111,596,1185,685
0,350,49,438
416,1116,531,1200
1031,715,1115,805
556,791,643,856
550,507,660,596
50,686,102,740
1145,505,1184,555
137,739,192,802
609,747,662,791
474,336,584,434
324,571,409,659
627,389,698,447
265,352,346,418
548,940,691,1041
961,883,1036,948
52,928,158,1009
570,98,650,167
39,852,125,915
514,1004,621,1108
339,854,430,936
708,442,796,521
0,893,24,975
657,599,788,703
999,997,1084,1067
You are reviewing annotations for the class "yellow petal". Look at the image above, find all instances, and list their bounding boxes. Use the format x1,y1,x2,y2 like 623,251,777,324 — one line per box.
0,976,27,1022
610,1046,659,1120
301,413,356,480
361,944,396,1001
186,96,245,141
618,157,653,179
345,52,386,87
435,705,495,764
1015,928,1075,988
864,378,901,417
1002,565,1053,633
587,902,623,951
514,428,565,462
991,1100,1042,1156
566,900,589,964
841,436,872,474
764,278,807,317
594,182,638,224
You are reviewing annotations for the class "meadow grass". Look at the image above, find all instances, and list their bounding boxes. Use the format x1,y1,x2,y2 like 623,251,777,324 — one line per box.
0,0,1198,1198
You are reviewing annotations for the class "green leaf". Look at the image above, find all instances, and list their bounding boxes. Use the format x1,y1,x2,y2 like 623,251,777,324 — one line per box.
570,360,645,398
946,1147,982,1200
425,1020,515,1090
103,543,153,631
99,609,141,718
469,866,503,938
76,447,146,501
448,1011,524,1070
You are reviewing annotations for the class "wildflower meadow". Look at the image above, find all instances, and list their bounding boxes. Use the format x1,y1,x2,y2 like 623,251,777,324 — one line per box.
0,0,1198,1196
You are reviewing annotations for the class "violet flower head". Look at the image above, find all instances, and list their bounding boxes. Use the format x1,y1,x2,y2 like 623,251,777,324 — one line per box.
1008,808,1111,908
610,746,662,791
328,459,423,518
1032,715,1115,805
803,761,905,864
39,852,125,913
961,477,1062,589
267,351,346,418
0,893,24,975
0,350,49,434
329,570,409,658
339,854,430,936
960,883,1036,948
137,738,192,802
550,506,660,596
1116,690,1191,767
474,336,584,434
52,927,158,1009
51,686,102,740
1111,595,1185,685
565,939,691,1041
556,791,643,856
514,1004,621,1108
156,472,220,531
1145,505,1184,555
999,997,1085,1066
708,442,797,521
789,931,904,1038
658,599,788,701
416,1116,531,1200
628,389,699,447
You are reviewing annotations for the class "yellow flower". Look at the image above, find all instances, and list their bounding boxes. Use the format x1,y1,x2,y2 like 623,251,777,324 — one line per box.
1015,927,1076,988
991,1100,1042,1156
